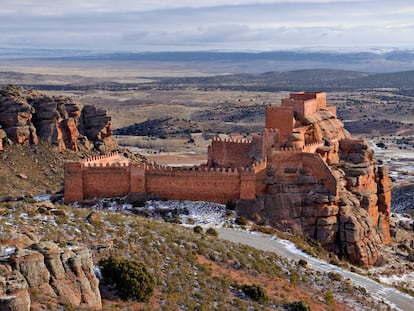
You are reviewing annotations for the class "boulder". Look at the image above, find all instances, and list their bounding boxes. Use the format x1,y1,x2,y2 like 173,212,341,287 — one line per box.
0,243,102,310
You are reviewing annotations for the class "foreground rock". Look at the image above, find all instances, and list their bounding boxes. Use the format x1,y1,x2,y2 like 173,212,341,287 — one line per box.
0,242,101,310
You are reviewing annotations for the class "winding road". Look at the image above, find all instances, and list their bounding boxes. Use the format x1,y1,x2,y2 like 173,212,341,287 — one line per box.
217,228,414,311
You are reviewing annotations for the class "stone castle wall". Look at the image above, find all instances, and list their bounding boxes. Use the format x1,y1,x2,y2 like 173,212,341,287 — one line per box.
64,153,264,204
208,137,253,168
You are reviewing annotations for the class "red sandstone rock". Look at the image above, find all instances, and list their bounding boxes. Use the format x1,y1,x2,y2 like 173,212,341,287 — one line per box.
79,105,116,152
0,86,38,145
0,128,6,151
0,86,117,153
27,91,82,151
0,242,102,310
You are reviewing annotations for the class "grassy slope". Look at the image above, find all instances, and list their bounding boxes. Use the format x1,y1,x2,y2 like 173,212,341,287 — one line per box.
0,200,388,311
0,141,96,198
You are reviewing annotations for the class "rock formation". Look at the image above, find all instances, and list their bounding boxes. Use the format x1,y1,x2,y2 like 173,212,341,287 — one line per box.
79,105,116,152
0,128,6,151
0,242,102,310
233,92,391,266
26,90,82,151
0,85,115,152
0,86,38,146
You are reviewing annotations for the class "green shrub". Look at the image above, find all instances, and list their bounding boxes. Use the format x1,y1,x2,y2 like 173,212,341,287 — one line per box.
284,301,311,311
328,271,343,282
205,227,218,237
99,256,155,302
324,289,335,306
225,200,236,210
193,225,203,234
235,216,249,226
241,284,267,302
290,271,299,285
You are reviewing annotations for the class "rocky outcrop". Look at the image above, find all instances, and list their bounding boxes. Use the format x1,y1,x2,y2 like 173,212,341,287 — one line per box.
0,242,101,310
79,105,116,152
0,128,6,151
0,85,116,152
0,86,38,146
26,91,82,151
236,113,391,266
0,268,30,311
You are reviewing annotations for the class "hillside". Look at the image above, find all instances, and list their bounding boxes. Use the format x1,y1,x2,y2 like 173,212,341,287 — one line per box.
0,198,391,310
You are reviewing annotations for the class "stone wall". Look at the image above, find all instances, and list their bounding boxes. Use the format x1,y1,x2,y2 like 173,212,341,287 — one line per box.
207,137,253,168
265,107,294,142
64,154,263,204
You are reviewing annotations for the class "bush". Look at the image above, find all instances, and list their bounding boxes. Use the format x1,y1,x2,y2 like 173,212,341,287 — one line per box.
298,259,308,267
290,271,299,285
235,216,249,226
205,227,218,237
241,284,267,302
324,289,335,306
328,271,342,282
225,200,236,210
284,301,311,311
193,225,203,234
99,256,155,302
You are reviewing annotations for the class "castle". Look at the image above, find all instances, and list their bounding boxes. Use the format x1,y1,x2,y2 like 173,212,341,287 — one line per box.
64,92,392,266
64,92,339,204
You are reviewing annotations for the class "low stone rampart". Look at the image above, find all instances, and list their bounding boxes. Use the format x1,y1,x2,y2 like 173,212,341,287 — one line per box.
64,158,262,204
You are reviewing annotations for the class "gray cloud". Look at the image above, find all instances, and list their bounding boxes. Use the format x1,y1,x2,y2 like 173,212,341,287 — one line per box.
1,0,413,51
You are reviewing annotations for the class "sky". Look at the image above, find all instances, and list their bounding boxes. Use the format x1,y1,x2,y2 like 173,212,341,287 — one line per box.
1,0,414,52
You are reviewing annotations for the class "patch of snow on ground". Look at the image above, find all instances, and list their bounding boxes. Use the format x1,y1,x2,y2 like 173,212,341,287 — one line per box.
34,194,52,202
379,271,414,288
0,246,16,258
144,200,228,226
93,266,102,280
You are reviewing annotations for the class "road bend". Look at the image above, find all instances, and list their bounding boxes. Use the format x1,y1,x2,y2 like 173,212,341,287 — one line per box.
217,228,414,311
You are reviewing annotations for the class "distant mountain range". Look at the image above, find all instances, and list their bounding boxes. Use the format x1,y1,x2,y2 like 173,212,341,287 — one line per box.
157,69,414,91
1,48,414,73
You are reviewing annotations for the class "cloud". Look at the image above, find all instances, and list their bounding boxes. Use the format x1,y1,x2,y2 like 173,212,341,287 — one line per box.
1,0,413,51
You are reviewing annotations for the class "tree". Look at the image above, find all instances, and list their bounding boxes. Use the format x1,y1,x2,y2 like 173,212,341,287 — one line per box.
99,256,155,302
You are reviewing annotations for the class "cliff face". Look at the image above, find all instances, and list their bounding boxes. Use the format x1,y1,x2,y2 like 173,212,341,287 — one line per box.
0,242,101,310
0,87,38,147
237,110,391,267
0,86,115,152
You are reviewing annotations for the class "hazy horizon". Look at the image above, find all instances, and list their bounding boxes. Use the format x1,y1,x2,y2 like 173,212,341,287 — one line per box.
1,0,414,52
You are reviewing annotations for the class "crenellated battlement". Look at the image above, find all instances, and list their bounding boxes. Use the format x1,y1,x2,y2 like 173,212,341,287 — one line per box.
211,136,252,144
252,159,267,173
303,140,324,153
85,162,129,168
80,151,119,163
279,146,304,153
